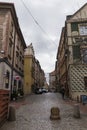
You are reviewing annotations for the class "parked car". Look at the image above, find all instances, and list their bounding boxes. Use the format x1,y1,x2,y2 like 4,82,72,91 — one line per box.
41,88,48,93
35,88,43,94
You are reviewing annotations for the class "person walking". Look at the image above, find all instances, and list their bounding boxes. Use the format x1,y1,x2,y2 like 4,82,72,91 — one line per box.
61,86,65,99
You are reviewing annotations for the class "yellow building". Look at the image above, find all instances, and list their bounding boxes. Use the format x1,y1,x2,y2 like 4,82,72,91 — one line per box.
24,44,35,95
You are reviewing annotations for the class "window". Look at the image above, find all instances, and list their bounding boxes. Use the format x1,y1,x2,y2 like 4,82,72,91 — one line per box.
17,37,20,49
73,45,81,59
15,52,19,67
10,22,14,38
71,23,78,31
5,70,10,89
16,51,19,57
20,56,22,61
79,25,87,35
8,43,12,59
5,79,9,88
82,49,87,63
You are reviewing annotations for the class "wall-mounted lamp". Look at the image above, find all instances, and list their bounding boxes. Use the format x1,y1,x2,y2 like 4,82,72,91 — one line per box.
0,50,5,58
0,50,5,54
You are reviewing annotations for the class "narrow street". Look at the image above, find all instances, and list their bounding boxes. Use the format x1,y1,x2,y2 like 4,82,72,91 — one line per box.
1,93,87,130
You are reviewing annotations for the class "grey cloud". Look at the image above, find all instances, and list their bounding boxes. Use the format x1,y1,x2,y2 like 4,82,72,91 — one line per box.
0,0,87,73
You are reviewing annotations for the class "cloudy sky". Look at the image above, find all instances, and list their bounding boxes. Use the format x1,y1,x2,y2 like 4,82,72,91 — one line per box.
0,0,87,74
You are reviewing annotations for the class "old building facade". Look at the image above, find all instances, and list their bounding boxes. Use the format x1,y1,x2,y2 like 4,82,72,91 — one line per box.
24,43,35,94
40,69,45,87
49,70,56,92
35,59,45,88
0,3,26,97
56,3,87,100
34,59,40,88
24,43,45,94
56,27,67,92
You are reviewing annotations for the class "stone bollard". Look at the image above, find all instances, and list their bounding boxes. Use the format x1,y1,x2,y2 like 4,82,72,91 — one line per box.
73,104,80,118
8,105,16,121
50,107,60,120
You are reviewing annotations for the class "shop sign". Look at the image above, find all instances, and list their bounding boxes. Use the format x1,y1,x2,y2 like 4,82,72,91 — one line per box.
15,76,20,80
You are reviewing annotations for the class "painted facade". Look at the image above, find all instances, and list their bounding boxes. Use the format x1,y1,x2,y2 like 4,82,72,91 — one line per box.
24,43,35,94
24,43,45,94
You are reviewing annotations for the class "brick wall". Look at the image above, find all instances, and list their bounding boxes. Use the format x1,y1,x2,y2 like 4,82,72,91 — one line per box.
0,89,9,127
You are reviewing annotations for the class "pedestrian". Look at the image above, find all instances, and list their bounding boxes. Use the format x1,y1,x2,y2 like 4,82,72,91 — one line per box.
61,86,65,99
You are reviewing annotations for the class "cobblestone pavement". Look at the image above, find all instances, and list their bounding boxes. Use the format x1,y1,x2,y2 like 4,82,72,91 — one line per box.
1,93,87,130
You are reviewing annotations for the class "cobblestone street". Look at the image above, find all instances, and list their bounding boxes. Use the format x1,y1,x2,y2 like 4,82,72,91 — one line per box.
1,93,87,130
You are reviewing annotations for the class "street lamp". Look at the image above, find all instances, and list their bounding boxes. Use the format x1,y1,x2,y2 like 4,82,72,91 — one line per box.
0,50,5,58
0,50,5,54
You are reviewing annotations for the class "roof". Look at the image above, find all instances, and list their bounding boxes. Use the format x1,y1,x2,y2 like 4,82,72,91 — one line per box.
66,3,87,22
71,3,87,19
